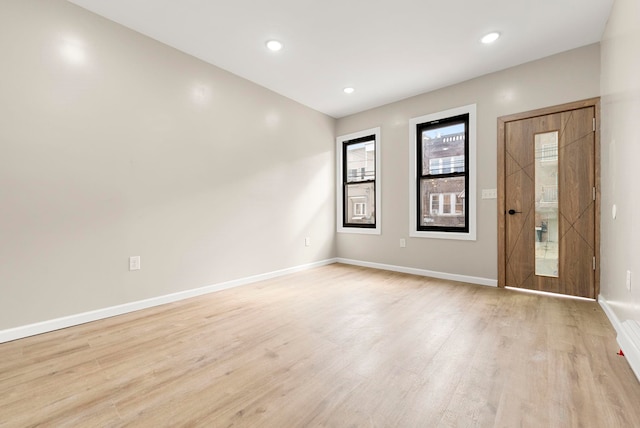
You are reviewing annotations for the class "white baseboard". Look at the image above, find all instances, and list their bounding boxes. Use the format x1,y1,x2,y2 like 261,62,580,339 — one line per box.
0,258,337,344
335,258,498,287
598,296,623,332
599,296,640,382
619,320,640,382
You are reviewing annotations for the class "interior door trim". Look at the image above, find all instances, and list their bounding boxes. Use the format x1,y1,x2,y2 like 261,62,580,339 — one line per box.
497,97,601,297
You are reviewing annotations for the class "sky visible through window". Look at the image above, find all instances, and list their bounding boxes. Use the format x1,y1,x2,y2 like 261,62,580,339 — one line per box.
423,123,464,139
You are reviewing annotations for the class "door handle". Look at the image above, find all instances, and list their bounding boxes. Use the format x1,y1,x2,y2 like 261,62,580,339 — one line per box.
508,209,521,215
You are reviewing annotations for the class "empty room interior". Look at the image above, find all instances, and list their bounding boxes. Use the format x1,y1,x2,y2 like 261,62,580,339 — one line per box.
2,0,640,426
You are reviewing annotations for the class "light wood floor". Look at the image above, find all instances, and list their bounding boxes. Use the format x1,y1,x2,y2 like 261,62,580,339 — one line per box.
1,263,639,427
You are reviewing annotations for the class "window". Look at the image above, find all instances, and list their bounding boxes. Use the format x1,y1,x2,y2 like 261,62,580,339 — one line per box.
353,201,367,217
337,127,381,234
541,143,558,162
409,105,476,240
430,193,463,216
429,155,464,174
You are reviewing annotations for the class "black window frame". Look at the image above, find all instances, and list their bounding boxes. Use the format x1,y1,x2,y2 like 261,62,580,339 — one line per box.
416,113,469,233
342,134,376,229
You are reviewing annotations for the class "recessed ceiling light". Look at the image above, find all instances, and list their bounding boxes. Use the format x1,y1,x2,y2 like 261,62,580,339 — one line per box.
481,32,501,44
343,87,355,94
266,40,283,51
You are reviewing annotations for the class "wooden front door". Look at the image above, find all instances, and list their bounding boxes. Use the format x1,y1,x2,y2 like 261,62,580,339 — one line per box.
498,99,600,299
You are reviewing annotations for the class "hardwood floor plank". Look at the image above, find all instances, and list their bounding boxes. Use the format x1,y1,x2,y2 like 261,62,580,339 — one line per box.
1,263,639,427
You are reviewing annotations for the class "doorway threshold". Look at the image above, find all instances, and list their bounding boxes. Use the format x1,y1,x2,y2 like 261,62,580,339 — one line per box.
505,286,596,302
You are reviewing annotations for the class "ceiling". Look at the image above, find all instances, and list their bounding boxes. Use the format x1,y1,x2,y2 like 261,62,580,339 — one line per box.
67,0,613,118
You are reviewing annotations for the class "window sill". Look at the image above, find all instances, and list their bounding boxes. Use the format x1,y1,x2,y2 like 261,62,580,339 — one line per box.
338,227,381,235
409,230,476,241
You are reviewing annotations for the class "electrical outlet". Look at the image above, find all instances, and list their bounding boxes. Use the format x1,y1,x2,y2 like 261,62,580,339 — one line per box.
626,270,632,291
305,237,311,247
129,256,141,271
400,238,406,248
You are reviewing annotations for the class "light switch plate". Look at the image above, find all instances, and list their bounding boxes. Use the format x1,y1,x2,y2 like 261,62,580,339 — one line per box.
482,188,497,199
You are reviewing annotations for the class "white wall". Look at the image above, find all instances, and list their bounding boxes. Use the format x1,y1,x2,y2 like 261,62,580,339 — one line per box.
335,45,601,282
0,0,336,330
600,0,640,322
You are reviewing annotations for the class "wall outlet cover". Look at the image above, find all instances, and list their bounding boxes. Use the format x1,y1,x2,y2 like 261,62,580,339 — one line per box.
129,256,141,271
627,270,632,291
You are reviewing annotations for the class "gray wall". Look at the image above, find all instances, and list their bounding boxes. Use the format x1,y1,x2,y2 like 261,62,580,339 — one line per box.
0,0,336,330
335,44,601,281
0,0,617,334
600,0,640,322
